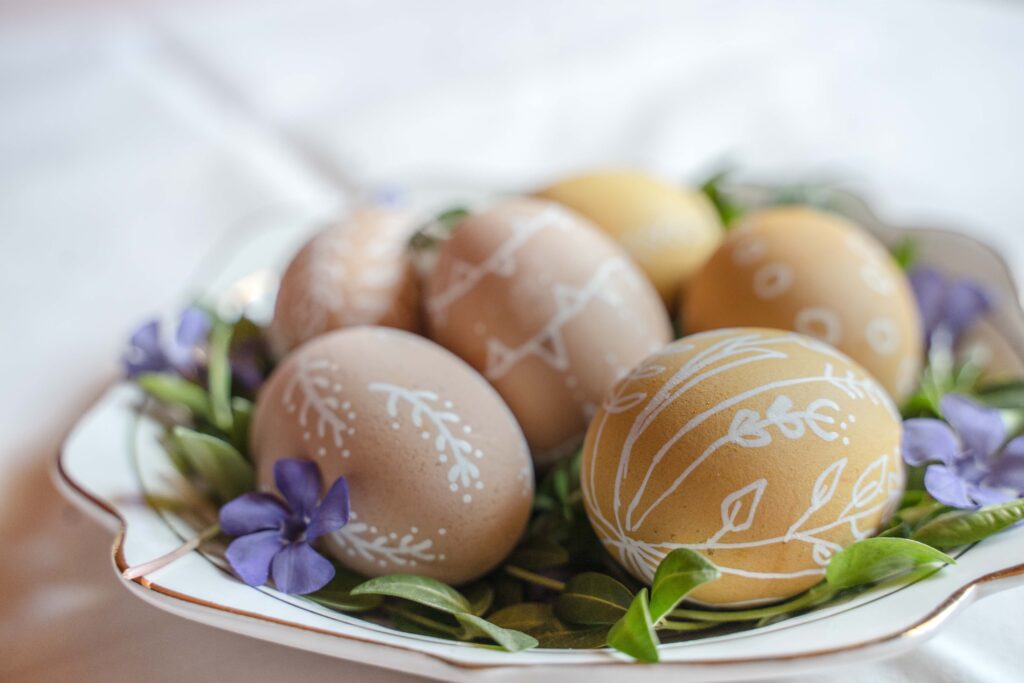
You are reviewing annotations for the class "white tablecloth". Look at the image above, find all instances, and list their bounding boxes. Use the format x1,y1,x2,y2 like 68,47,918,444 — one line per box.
2,0,1023,680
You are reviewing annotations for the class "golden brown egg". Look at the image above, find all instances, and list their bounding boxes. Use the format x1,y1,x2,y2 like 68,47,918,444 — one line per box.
536,170,723,308
251,327,534,584
682,206,923,401
424,198,672,466
581,328,904,606
268,207,420,358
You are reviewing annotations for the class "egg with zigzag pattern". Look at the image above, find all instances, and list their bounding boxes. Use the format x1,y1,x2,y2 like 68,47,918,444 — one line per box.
424,198,673,466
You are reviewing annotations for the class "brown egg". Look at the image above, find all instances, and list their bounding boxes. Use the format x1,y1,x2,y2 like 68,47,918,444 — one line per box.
682,206,923,401
268,207,420,358
251,327,533,584
424,198,672,466
537,170,723,308
582,328,904,606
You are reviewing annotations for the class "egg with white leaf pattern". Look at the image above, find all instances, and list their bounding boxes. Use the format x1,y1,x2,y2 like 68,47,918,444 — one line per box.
581,328,905,606
681,206,923,402
251,327,533,584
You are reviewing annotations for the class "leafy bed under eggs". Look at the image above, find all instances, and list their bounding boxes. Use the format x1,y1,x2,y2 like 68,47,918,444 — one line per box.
123,187,1024,663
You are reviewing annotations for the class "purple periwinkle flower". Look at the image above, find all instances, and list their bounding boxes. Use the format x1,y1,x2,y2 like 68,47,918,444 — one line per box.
220,459,350,594
902,394,1024,509
909,266,992,350
122,307,211,379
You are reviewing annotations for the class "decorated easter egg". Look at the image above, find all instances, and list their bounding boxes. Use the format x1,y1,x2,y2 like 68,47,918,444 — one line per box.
268,207,420,358
581,328,904,606
424,198,673,465
682,206,922,401
536,170,723,307
251,327,534,584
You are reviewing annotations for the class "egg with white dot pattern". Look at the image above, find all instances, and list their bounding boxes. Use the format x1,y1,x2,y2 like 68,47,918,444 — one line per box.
251,327,533,584
681,206,922,401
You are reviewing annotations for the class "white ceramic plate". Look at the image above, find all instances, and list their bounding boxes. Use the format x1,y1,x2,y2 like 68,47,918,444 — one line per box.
54,186,1024,682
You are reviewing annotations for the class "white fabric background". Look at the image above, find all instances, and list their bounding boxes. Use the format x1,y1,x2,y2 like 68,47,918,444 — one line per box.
1,0,1023,680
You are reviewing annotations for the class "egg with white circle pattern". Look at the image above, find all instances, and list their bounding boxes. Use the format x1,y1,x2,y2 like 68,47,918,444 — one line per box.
268,207,421,359
681,206,923,401
251,327,534,584
424,197,673,466
581,328,905,606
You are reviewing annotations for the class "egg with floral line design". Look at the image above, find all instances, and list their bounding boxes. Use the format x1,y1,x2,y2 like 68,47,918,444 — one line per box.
424,197,672,466
251,326,534,584
682,206,923,402
268,207,421,359
581,328,905,606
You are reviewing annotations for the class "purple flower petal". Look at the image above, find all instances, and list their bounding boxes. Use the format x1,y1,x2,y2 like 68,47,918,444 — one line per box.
225,529,285,586
122,319,168,377
176,307,212,348
270,541,335,594
940,394,1004,461
902,418,959,466
219,492,290,536
984,436,1024,492
967,483,1016,507
274,459,322,518
924,464,975,509
167,307,211,372
307,475,350,541
909,267,946,339
945,279,992,341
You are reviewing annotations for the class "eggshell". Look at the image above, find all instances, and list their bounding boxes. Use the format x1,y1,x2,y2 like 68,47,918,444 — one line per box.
251,327,534,584
581,328,905,606
424,198,673,466
536,170,723,307
682,206,923,401
268,207,420,358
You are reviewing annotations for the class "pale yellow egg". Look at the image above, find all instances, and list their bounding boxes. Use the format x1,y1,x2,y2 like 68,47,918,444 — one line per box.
537,170,723,307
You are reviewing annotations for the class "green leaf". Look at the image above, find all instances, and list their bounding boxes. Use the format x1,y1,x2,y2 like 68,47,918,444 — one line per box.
648,549,720,623
454,612,538,652
607,589,659,663
229,397,253,454
489,603,608,649
975,380,1024,410
351,574,471,615
826,537,955,590
463,581,495,616
671,581,835,623
912,499,1024,549
172,426,253,501
891,237,918,271
555,572,633,626
137,373,211,419
207,320,234,432
508,536,570,570
307,566,381,613
698,169,743,228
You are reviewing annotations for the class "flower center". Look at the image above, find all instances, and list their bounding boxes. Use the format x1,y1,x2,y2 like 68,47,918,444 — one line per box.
280,514,307,543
